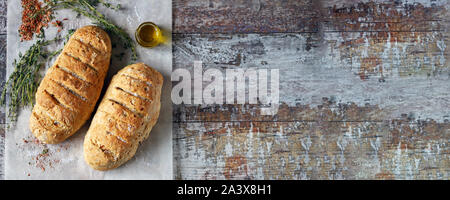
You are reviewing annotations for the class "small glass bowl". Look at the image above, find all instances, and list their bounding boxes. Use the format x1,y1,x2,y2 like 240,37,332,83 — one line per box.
135,22,163,48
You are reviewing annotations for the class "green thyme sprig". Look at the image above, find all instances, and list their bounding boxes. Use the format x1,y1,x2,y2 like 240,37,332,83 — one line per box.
47,0,137,60
1,40,45,121
2,38,48,119
98,0,121,10
33,0,136,60
1,30,74,122
2,0,136,123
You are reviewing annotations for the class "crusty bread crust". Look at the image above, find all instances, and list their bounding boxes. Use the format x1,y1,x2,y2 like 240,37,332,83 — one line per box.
84,63,163,171
29,26,112,144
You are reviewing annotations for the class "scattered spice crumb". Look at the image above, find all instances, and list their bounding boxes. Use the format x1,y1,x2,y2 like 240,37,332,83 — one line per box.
41,148,49,155
22,139,64,172
52,20,63,32
33,138,42,145
35,149,50,172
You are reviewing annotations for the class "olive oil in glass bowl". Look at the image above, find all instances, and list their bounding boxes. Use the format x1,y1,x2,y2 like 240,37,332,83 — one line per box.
135,22,163,47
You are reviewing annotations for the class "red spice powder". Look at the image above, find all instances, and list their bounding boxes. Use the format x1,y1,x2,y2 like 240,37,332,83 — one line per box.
19,0,53,41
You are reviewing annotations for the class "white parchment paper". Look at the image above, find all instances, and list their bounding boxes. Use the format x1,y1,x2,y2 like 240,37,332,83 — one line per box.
6,0,172,179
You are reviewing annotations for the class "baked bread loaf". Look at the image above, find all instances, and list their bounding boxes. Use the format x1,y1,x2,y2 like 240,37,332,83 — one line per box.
84,63,163,170
29,26,112,144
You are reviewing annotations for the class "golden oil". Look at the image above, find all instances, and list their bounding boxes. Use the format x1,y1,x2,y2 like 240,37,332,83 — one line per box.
135,22,163,47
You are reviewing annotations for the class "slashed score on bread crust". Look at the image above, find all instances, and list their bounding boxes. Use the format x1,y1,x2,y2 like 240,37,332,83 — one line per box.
84,63,163,170
29,26,112,144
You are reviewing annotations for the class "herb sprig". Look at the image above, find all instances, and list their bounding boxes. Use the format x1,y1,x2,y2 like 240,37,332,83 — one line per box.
45,0,137,60
2,1,137,123
0,31,73,121
56,0,137,60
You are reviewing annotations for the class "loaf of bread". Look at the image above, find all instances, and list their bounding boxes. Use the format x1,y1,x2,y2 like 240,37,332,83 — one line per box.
83,63,163,170
29,26,112,144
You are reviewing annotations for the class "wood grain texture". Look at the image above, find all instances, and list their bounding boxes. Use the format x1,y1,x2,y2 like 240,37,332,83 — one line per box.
174,104,450,180
173,0,450,179
173,0,321,33
174,119,449,179
1,0,6,180
0,0,5,34
0,31,5,180
173,32,449,121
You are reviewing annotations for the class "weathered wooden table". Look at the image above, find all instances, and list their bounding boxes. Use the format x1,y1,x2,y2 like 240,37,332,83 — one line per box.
1,0,449,180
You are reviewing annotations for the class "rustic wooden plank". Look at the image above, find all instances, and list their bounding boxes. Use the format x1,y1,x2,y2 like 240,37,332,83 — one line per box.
173,32,449,121
174,120,449,179
173,0,320,33
0,0,7,180
0,33,5,180
172,0,450,179
173,0,447,34
322,1,446,32
0,0,5,34
174,101,384,123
